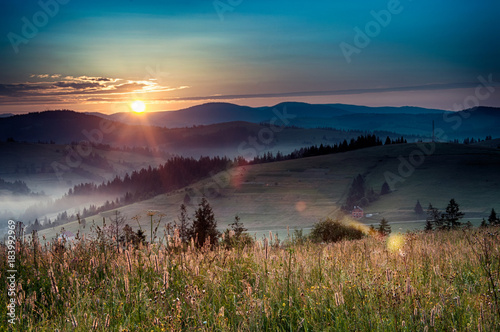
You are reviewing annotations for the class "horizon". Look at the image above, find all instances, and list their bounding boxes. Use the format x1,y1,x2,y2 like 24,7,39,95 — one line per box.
1,100,498,117
1,1,499,114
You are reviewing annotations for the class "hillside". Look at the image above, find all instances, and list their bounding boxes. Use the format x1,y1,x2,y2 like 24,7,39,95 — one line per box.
100,102,353,128
91,102,500,140
37,142,500,241
0,111,407,158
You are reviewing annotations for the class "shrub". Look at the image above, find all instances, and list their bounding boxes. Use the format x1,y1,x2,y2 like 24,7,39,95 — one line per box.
309,218,365,243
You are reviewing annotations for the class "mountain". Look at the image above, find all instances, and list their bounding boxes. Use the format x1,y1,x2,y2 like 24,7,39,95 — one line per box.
0,110,400,158
91,102,499,139
329,104,448,115
0,113,13,118
2,105,499,153
101,102,352,128
284,106,500,139
97,102,445,129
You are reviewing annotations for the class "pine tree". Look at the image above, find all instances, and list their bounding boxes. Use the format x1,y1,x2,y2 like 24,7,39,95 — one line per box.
378,218,391,236
229,215,247,238
488,208,499,226
380,181,390,195
109,210,126,249
190,197,220,247
414,200,424,215
424,218,433,232
426,203,443,230
343,174,366,210
176,204,191,244
442,199,464,230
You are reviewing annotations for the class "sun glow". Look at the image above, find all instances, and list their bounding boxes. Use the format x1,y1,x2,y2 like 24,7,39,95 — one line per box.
131,100,146,113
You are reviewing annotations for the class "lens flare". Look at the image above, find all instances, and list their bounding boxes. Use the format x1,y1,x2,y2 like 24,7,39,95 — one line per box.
387,234,406,253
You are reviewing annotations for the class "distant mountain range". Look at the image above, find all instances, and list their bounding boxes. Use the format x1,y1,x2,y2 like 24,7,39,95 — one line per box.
0,103,498,155
0,110,393,158
87,102,450,128
85,102,499,138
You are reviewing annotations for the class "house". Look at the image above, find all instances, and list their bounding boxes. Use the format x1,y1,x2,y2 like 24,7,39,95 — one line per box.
351,206,364,219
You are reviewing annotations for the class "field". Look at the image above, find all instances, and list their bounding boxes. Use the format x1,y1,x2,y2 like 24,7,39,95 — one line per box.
36,142,500,242
2,226,499,331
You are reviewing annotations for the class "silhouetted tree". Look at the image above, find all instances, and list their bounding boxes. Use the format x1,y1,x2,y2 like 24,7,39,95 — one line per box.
109,210,126,249
380,181,390,195
424,218,433,232
223,215,253,248
229,215,247,237
488,208,499,226
175,204,191,244
442,199,464,230
378,218,391,236
426,203,443,230
190,198,220,247
414,200,424,215
343,174,366,210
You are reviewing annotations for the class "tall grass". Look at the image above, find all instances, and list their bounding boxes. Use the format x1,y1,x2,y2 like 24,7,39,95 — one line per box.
1,227,499,331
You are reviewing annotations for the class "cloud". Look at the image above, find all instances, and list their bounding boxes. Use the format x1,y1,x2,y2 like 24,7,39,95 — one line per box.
54,82,103,90
0,74,188,106
158,82,500,102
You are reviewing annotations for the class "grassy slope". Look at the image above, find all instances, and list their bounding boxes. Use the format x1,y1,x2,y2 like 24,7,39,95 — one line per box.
38,143,500,242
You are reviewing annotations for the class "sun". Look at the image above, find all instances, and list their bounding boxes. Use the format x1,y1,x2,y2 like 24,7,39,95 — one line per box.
131,100,146,113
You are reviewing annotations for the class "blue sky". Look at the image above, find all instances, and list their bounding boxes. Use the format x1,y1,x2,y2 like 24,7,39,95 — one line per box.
0,0,499,113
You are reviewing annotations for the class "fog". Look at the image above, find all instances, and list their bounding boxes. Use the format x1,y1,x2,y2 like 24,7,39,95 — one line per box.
0,191,122,238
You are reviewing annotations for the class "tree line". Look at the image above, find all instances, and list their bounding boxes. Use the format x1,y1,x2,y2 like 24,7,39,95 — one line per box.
252,134,386,163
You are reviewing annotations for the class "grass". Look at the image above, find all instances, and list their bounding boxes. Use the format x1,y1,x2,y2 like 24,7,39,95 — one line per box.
2,226,500,331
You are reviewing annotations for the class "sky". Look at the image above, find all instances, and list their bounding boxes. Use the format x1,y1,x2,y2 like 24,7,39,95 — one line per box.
0,0,499,114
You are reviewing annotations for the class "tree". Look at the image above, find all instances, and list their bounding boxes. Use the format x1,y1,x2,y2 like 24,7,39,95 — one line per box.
190,197,220,247
378,218,391,236
343,174,366,210
183,193,191,205
109,210,126,249
32,218,41,232
488,208,499,226
175,204,191,244
228,215,247,238
442,199,464,230
380,181,391,195
223,215,253,248
414,200,424,215
426,203,443,230
424,218,433,232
